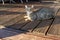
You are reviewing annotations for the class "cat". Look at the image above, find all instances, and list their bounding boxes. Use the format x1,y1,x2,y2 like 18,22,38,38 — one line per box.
24,5,34,21
24,5,55,21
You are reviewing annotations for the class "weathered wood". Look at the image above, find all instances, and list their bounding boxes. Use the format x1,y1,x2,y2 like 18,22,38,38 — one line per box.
2,13,30,30
47,10,60,37
21,21,40,32
3,14,25,26
0,14,20,24
0,27,24,38
8,19,30,30
32,19,53,36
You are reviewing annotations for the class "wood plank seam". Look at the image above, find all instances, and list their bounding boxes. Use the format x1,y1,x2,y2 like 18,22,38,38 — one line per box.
5,17,30,30
31,21,42,32
2,14,21,25
6,19,25,29
20,21,41,32
18,21,31,30
19,21,36,32
45,18,55,35
2,14,25,26
55,8,60,16
31,19,54,36
8,19,31,30
46,8,60,37
45,5,60,35
45,8,60,35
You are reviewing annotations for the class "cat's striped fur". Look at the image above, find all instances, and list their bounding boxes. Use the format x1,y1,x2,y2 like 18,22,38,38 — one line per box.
24,5,55,21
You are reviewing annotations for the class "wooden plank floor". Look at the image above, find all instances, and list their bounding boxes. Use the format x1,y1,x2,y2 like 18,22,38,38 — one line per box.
8,19,30,30
0,13,20,24
0,6,27,26
3,14,25,26
20,21,41,32
0,11,19,24
32,19,53,36
0,3,60,38
47,9,60,37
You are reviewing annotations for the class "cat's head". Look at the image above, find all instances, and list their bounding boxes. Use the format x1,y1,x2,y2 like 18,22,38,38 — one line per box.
25,5,34,13
24,5,34,21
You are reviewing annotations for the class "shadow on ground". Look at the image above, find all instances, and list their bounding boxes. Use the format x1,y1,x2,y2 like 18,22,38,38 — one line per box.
0,27,28,38
0,6,60,39
0,10,28,38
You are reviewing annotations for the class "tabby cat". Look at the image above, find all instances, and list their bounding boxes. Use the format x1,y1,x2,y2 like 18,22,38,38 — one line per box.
24,5,55,21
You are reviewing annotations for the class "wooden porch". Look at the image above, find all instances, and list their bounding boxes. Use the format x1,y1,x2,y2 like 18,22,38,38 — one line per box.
0,3,60,40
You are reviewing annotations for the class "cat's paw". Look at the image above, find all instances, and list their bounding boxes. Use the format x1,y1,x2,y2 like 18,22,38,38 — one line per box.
24,16,28,18
25,19,28,21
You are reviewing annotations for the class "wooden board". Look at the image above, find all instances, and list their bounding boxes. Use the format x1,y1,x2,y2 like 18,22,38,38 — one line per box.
32,19,53,36
0,5,26,26
47,10,60,37
21,21,41,32
3,13,30,30
3,14,25,26
0,28,23,38
8,19,30,30
0,14,20,25
4,14,25,26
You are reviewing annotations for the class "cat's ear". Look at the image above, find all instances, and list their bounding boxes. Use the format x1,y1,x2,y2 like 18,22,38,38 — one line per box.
31,5,34,8
25,5,28,8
